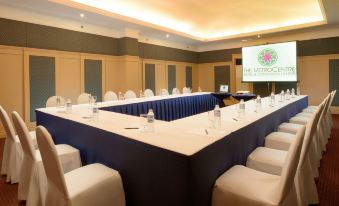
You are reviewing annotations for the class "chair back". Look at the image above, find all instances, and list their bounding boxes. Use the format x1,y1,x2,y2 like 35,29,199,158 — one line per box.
144,89,154,97
298,102,325,169
277,125,306,203
104,91,118,102
124,90,137,99
77,93,91,104
182,87,189,94
319,94,331,120
172,88,180,95
12,112,36,161
36,126,69,199
46,96,65,107
0,106,16,141
161,89,169,96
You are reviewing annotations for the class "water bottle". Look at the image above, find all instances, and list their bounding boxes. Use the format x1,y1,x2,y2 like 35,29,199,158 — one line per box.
270,92,275,106
239,99,245,117
139,90,143,98
296,85,301,96
280,90,285,102
286,89,291,100
66,99,72,114
147,109,155,132
92,103,99,121
214,105,221,129
198,86,202,92
159,89,163,96
291,88,295,98
255,95,261,112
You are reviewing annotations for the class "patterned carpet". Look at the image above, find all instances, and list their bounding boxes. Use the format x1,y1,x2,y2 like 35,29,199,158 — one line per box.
0,115,338,206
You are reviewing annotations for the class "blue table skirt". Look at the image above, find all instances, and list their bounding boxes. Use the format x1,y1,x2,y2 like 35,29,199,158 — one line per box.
36,96,308,206
100,94,221,121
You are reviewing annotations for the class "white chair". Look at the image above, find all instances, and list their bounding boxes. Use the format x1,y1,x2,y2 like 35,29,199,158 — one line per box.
77,93,91,104
182,87,189,94
247,105,323,205
144,89,154,97
12,112,81,202
0,106,36,184
36,126,126,206
104,91,118,102
124,90,137,100
161,89,169,96
172,88,180,95
46,96,65,108
265,101,326,178
212,126,305,206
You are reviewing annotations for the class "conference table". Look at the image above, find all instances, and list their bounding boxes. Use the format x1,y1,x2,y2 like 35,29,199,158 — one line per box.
36,92,308,206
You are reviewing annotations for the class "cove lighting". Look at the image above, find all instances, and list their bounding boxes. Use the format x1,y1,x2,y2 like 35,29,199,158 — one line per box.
60,0,326,41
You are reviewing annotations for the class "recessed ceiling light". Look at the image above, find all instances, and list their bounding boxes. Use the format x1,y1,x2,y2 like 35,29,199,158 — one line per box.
257,34,261,38
80,13,85,18
166,34,170,38
242,39,248,42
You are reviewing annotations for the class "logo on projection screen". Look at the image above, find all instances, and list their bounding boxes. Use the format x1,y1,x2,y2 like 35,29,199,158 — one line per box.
258,48,278,67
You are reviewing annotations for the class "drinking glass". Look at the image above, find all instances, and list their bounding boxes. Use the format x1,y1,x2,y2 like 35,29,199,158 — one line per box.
208,111,215,128
139,114,148,132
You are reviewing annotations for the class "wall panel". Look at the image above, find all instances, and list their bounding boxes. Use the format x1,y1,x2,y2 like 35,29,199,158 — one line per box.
56,53,81,103
29,55,55,121
0,46,24,120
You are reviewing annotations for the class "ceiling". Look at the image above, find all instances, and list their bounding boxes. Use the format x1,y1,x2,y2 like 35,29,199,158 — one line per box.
0,0,338,48
53,0,326,41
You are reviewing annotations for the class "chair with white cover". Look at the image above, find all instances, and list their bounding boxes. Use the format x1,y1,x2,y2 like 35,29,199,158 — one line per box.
11,112,81,203
247,105,323,205
182,87,189,94
144,89,154,97
266,101,326,177
46,96,65,107
124,90,137,100
104,91,118,102
77,93,91,104
0,106,36,184
172,88,180,95
161,89,169,96
212,126,305,206
36,126,125,206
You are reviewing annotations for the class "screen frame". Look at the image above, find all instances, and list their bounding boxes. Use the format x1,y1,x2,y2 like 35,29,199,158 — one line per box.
241,41,298,83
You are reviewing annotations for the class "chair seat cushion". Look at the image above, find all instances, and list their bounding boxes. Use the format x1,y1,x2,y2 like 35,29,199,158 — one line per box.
65,163,125,206
213,165,280,206
296,112,312,118
265,132,295,150
303,108,316,113
289,116,309,125
278,123,304,134
247,147,287,175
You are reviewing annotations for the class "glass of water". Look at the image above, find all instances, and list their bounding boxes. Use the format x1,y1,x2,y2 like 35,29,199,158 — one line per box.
139,114,148,132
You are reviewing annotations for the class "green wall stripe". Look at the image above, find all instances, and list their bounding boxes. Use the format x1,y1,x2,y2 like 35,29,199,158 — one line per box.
275,82,297,93
139,43,198,63
2,18,339,64
329,59,339,106
185,66,192,88
29,55,55,121
168,65,176,93
214,65,230,92
84,59,102,102
253,83,272,97
145,63,156,94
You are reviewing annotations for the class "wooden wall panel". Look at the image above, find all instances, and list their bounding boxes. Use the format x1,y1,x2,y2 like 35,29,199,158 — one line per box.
56,53,81,103
105,58,123,94
0,46,24,120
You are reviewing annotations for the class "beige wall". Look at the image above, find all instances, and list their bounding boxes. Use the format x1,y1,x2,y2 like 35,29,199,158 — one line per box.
1,44,338,137
142,59,197,95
